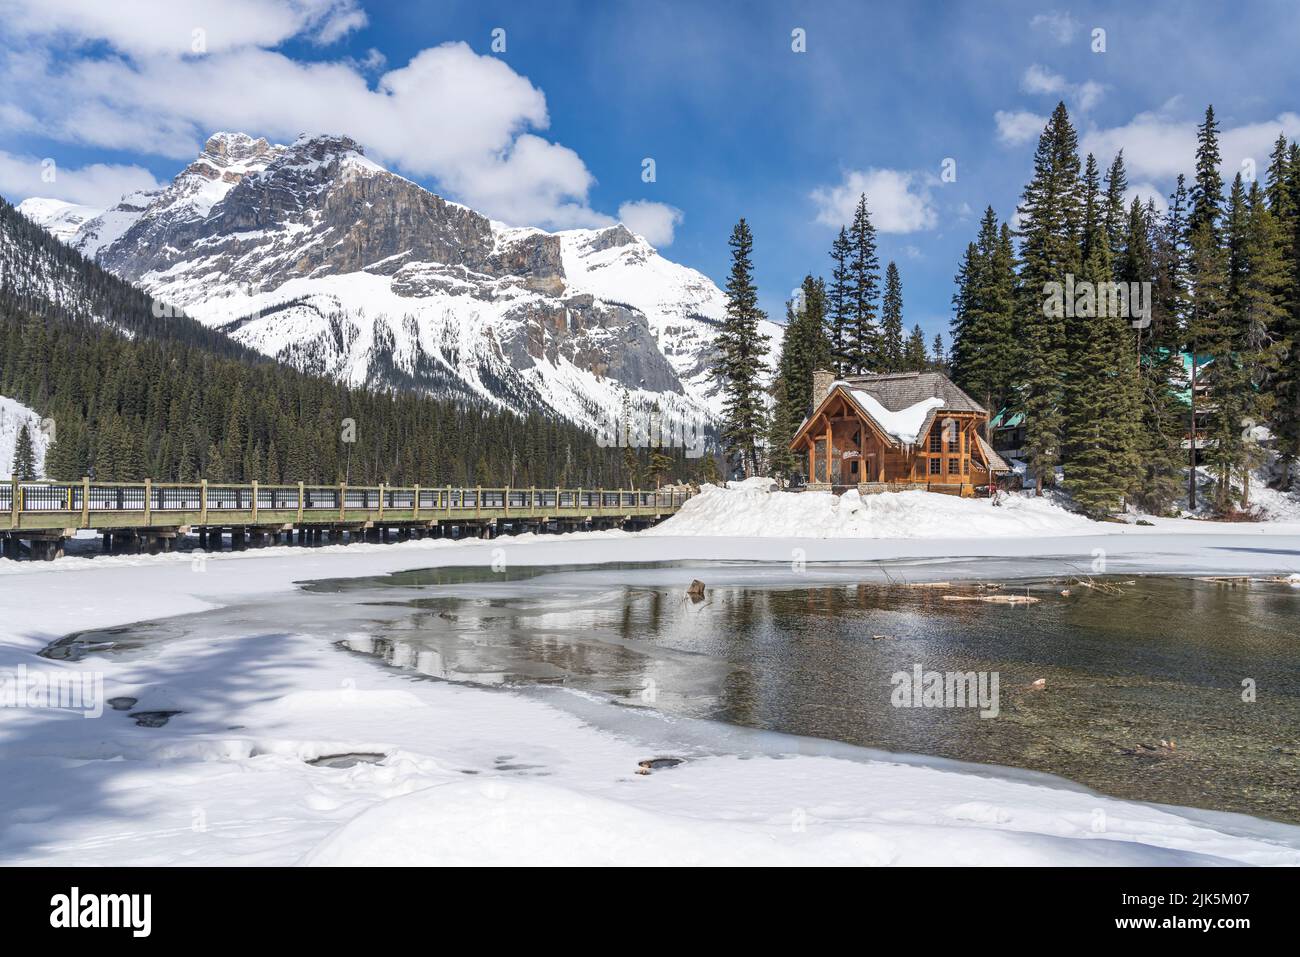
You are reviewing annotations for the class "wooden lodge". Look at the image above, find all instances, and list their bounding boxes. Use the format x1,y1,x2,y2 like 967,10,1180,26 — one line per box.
789,369,1011,496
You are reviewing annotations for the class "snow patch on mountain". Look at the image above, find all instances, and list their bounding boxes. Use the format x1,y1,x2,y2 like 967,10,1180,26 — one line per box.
15,198,102,244
0,395,48,478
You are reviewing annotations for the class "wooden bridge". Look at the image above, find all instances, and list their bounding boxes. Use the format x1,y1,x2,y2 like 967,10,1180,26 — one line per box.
1,479,693,560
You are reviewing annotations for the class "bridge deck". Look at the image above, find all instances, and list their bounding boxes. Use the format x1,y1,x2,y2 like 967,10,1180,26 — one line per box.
4,480,691,533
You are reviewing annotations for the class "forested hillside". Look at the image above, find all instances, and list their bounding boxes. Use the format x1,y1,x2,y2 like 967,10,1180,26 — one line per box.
0,199,689,488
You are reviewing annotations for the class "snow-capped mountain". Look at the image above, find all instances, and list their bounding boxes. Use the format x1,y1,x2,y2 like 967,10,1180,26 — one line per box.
13,198,101,244
20,132,777,431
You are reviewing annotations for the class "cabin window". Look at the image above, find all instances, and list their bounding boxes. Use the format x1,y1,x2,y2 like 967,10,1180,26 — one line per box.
929,457,941,475
850,460,859,476
947,433,960,452
929,428,942,453
948,457,960,475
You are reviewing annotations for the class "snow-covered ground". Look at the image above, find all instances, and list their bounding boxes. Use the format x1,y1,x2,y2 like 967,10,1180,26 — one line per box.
650,481,1099,538
4,499,1300,866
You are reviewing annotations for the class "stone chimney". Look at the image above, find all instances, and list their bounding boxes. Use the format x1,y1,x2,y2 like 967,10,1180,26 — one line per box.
812,368,833,410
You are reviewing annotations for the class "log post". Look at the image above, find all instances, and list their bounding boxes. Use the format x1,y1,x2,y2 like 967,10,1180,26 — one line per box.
81,476,90,528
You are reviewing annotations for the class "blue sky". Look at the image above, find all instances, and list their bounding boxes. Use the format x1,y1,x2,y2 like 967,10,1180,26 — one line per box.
2,0,1299,343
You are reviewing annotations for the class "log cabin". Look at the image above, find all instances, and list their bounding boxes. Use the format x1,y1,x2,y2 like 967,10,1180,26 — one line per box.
789,369,1011,495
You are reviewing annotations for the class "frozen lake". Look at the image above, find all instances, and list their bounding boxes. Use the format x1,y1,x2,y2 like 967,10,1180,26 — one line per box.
46,558,1300,824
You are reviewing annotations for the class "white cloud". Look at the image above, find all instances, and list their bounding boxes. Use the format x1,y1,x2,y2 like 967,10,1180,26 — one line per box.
995,110,1047,146
1075,80,1104,112
1080,110,1300,182
1125,181,1168,215
1021,64,1067,97
2,0,367,56
1020,65,1104,112
0,149,163,207
810,169,937,233
1029,12,1080,45
617,200,683,247
0,2,642,230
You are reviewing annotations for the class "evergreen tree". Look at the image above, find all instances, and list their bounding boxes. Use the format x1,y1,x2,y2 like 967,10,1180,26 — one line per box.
702,452,721,486
1134,191,1187,514
845,194,881,372
826,227,852,376
930,333,947,371
1267,137,1300,483
12,423,36,479
713,218,771,478
950,207,1017,413
880,262,905,371
1103,151,1130,272
1015,102,1083,492
647,415,674,488
1062,160,1141,517
1189,106,1225,238
1229,181,1288,505
904,324,928,371
1185,108,1231,509
768,276,832,482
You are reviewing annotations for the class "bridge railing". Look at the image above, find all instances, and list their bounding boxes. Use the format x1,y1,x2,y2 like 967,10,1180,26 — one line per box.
4,479,693,523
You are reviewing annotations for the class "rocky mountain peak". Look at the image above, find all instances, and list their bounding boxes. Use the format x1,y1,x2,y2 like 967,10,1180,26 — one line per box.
202,131,279,166
584,223,639,253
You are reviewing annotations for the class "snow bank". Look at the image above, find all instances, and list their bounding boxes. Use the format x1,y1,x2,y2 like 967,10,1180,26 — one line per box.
301,776,1268,867
647,484,1096,538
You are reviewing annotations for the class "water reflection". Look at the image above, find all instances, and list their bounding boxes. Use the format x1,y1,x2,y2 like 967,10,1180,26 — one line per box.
332,570,1300,823
45,561,1300,823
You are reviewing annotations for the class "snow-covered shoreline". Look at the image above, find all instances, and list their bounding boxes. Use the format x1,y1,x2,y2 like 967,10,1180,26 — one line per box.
4,511,1300,866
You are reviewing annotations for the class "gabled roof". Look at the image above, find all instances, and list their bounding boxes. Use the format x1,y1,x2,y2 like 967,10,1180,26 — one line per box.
840,371,986,417
792,370,988,450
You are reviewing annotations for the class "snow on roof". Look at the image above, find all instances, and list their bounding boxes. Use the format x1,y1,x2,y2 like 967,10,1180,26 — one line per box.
835,383,945,445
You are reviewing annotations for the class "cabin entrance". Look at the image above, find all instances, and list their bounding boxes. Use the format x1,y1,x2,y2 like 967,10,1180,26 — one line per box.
840,453,860,486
